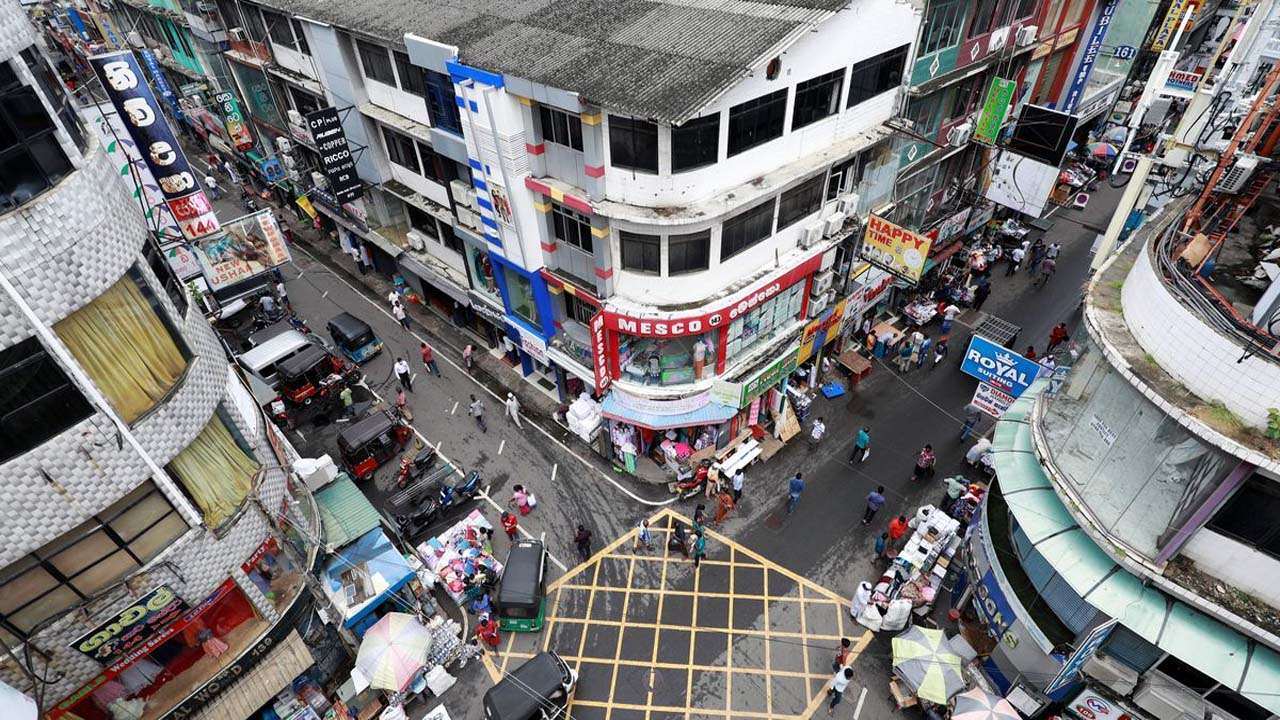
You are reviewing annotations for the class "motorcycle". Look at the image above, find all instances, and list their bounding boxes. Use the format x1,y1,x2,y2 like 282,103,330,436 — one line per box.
438,470,481,514
395,496,441,540
672,459,712,501
395,445,439,488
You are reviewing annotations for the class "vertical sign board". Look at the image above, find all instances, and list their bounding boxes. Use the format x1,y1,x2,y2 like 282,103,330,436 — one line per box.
306,107,362,203
90,51,221,243
1151,0,1198,51
974,77,1017,145
1043,619,1118,695
971,382,1015,418
213,90,254,152
137,48,183,122
974,569,1020,649
1063,0,1120,113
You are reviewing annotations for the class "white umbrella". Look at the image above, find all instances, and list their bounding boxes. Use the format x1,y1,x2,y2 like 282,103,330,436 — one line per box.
355,613,433,692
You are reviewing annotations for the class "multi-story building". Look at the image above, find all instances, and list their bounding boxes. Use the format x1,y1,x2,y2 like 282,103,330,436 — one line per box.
0,6,326,718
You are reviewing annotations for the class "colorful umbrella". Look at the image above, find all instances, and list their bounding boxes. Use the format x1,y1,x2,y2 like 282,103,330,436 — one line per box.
1088,142,1118,158
355,613,433,692
952,686,1022,720
891,626,967,704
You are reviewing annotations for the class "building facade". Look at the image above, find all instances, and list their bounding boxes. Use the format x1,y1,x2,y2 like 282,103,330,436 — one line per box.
0,6,323,718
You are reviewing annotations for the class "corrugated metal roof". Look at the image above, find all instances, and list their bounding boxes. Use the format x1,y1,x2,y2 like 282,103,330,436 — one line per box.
259,0,849,123
314,473,382,549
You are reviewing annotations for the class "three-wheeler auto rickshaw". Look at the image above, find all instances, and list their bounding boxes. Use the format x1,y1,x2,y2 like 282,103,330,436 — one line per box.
336,409,412,480
274,345,362,426
496,539,548,632
326,312,383,364
482,651,576,720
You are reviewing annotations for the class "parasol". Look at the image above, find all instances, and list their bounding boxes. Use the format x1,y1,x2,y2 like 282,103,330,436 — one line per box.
951,686,1022,720
355,612,433,692
1088,142,1118,158
891,626,967,703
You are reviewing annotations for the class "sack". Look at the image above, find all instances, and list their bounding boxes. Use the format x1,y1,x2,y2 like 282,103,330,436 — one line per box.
527,493,538,508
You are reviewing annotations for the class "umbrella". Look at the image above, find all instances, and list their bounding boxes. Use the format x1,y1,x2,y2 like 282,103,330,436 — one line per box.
1088,142,1118,158
1102,126,1128,143
891,627,967,704
356,613,433,692
952,687,1021,720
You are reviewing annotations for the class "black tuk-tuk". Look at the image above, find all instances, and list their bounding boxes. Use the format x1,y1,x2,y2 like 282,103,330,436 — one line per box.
497,539,547,632
483,652,576,720
327,312,383,364
336,410,412,480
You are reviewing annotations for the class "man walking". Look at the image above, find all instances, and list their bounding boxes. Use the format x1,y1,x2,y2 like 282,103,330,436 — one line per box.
419,342,442,377
574,524,592,562
1035,256,1057,288
504,392,522,428
960,403,982,440
786,472,805,514
863,485,886,525
204,173,221,199
1046,322,1069,353
827,667,854,716
1006,244,1024,275
809,416,826,448
731,468,745,503
469,394,487,432
895,339,913,373
392,300,409,330
848,426,871,463
393,357,412,392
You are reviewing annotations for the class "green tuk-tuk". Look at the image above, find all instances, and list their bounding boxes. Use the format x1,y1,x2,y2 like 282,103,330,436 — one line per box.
496,539,547,632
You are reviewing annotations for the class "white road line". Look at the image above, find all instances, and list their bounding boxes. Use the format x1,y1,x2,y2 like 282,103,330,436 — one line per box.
450,401,458,415
291,244,674,507
551,463,558,484
498,439,506,455
476,487,569,572
853,686,867,719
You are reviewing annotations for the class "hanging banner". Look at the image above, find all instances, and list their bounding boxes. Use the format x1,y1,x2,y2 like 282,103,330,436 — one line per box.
84,99,181,241
193,209,292,290
213,90,254,152
1063,0,1119,113
860,214,933,283
137,48,184,122
162,242,204,280
1151,0,1198,51
295,194,317,219
70,585,189,665
1044,619,1118,695
306,107,363,203
971,382,1015,418
974,77,1016,145
89,51,221,242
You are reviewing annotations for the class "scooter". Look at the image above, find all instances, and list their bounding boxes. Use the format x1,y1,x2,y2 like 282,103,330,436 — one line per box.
395,446,439,488
394,496,441,540
672,459,712,501
438,470,481,514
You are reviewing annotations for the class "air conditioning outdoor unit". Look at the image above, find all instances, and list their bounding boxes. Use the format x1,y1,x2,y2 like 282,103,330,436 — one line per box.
466,188,479,209
449,180,472,208
455,206,480,229
281,154,296,169
407,230,427,251
800,221,824,249
228,28,245,43
1133,678,1207,720
275,137,292,154
947,123,974,147
287,169,301,183
287,109,304,127
1016,25,1038,47
1083,654,1139,695
824,212,845,237
808,291,830,318
1215,154,1260,193
811,269,834,296
837,192,860,216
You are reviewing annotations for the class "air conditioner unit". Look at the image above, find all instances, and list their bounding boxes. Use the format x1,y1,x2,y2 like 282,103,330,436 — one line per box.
281,154,296,169
1083,654,1139,695
837,192,860,216
811,269,834,296
407,230,427,251
947,122,973,147
808,290,832,318
1017,25,1038,47
1133,677,1207,720
820,247,838,271
286,109,304,127
1215,154,1260,193
310,171,329,189
228,28,245,43
988,26,1010,52
800,221,824,249
824,211,846,237
287,168,301,183
455,206,480,229
449,180,472,208
275,137,292,154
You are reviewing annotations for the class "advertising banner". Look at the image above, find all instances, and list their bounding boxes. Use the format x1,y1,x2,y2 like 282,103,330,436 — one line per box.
739,349,799,406
589,312,613,393
1163,69,1202,98
974,569,1019,649
860,214,933,283
193,209,292,289
1044,619,1117,695
1063,0,1119,113
137,48,183,122
213,90,254,152
90,51,221,242
306,107,362,203
1065,688,1149,720
295,194,317,219
162,242,203,280
84,100,181,240
797,299,847,364
71,585,189,664
1151,0,1198,51
971,382,1015,418
961,335,1041,397
974,77,1016,145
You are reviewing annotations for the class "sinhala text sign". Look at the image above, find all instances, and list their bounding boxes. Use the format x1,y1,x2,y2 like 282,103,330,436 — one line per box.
193,209,292,290
960,335,1041,398
971,382,1015,418
860,214,933,283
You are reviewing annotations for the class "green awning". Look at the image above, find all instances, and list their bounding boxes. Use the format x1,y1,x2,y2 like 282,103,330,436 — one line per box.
993,383,1280,715
314,474,381,550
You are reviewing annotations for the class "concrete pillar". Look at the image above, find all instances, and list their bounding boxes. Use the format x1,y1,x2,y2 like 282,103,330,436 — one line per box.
591,215,613,297
580,107,606,200
531,195,559,269
517,95,548,177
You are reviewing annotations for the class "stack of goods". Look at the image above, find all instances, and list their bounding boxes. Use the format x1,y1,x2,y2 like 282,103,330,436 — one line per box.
566,392,602,443
417,511,504,603
424,614,463,668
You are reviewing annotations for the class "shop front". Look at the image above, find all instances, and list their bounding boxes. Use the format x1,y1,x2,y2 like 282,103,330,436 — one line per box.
601,387,739,476
542,270,602,402
320,528,418,639
489,254,556,380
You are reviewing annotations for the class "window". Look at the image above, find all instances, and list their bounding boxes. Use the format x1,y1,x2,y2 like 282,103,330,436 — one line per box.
167,414,259,529
356,39,395,85
608,115,658,173
792,69,845,130
671,113,719,172
920,0,966,56
382,126,421,174
725,281,805,362
969,0,1000,35
504,268,539,326
563,293,595,324
424,70,461,134
538,106,583,151
827,155,859,200
720,201,775,260
1014,0,1038,19
441,225,464,255
620,231,660,274
668,230,710,274
552,203,593,253
0,60,73,211
728,90,787,156
0,482,187,642
291,18,310,54
1207,473,1280,559
0,337,93,463
416,141,448,183
262,9,294,48
143,240,189,317
21,47,86,152
406,203,438,238
777,174,825,229
288,86,323,117
617,329,718,386
847,45,908,108
239,4,268,43
394,51,426,97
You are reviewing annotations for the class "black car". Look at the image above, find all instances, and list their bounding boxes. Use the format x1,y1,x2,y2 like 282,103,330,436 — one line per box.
483,652,577,720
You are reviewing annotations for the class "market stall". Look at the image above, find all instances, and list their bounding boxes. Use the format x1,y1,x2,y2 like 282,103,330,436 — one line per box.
853,505,962,632
415,510,504,606
321,529,419,638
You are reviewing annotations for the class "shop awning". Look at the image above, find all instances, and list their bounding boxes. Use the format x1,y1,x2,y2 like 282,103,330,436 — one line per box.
315,474,382,550
992,383,1280,715
363,230,406,260
322,529,416,628
398,253,471,305
189,630,314,720
601,393,737,430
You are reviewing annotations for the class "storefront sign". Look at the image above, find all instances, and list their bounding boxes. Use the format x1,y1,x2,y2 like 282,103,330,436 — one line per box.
258,156,286,183
797,299,847,364
85,99,181,239
974,77,1016,145
739,349,799,406
310,186,369,234
1045,620,1117,695
1112,45,1136,59
162,242,203,280
590,312,612,393
90,51,221,242
1163,69,1202,98
137,48,184,122
861,214,933,283
470,293,508,326
935,208,971,243
965,203,995,234
961,335,1041,397
856,266,894,309
515,323,548,363
295,194,317,219
1151,0,1197,51
974,569,1019,649
306,107,362,203
709,379,744,408
611,388,712,416
971,382,1015,418
1066,687,1148,720
193,209,292,290
213,90,254,152
71,586,189,664
601,253,822,338
1063,0,1119,113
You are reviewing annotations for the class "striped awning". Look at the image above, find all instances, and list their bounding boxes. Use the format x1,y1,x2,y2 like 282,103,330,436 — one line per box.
602,393,737,430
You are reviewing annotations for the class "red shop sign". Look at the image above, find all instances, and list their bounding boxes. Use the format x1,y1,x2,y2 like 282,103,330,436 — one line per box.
590,311,613,394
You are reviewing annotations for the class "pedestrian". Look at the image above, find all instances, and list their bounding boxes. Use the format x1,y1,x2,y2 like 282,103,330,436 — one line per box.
395,387,411,421
973,283,991,312
275,277,290,312
909,336,924,369
1027,239,1045,274
457,638,483,668
960,403,981,440
1006,245,1024,275
339,384,354,415
1036,256,1057,287
348,244,363,272
931,339,948,369
809,416,826,448
874,531,889,563
940,303,961,335
827,667,854,715
474,617,501,649
1024,345,1038,360
1045,241,1061,261
510,484,532,515
714,486,734,523
849,426,871,463
786,472,804,514
1047,322,1069,352
504,392,522,428
888,514,909,547
360,244,373,275
911,444,935,481
394,357,413,392
420,342,442,377
833,637,852,671
259,291,277,316
941,474,969,512
916,334,931,369
204,174,221,199
731,468,745,503
387,289,399,306
500,511,519,541
463,344,475,374
636,519,653,551
574,524,593,562
693,503,707,532
895,338,913,373
691,531,706,568
392,301,409,330
668,522,690,558
469,394,487,433
863,485,886,525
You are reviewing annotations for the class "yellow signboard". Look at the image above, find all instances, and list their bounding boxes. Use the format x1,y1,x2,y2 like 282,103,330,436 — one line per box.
861,214,933,282
296,194,317,220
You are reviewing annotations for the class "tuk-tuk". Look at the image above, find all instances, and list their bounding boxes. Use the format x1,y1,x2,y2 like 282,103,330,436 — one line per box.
483,652,576,720
327,312,383,364
275,344,361,406
336,409,412,480
497,539,547,632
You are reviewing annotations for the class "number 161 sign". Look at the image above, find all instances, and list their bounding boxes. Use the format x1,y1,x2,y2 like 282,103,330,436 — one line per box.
90,51,221,242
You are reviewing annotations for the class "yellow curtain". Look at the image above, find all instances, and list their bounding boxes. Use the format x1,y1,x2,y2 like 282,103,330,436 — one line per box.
169,416,260,528
55,275,188,423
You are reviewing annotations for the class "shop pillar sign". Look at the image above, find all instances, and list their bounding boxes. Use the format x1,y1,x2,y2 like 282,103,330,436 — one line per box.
1063,0,1119,113
213,90,254,152
590,311,613,393
971,382,1015,418
739,349,800,406
306,106,363,203
1043,619,1117,695
137,48,184,122
974,76,1016,145
797,299,846,364
961,335,1041,398
974,569,1019,649
71,585,190,664
90,51,221,242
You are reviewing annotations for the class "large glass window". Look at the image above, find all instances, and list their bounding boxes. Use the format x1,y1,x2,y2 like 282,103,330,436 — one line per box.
425,70,461,134
969,0,1000,35
288,85,323,117
0,481,187,643
552,203,593,253
609,116,658,173
847,46,908,108
239,4,268,42
539,106,583,151
920,0,967,56
466,245,498,296
20,47,86,152
620,231,660,274
792,69,845,130
777,174,825,229
0,59,73,210
617,330,719,386
721,200,775,260
55,270,191,424
382,126,421,174
416,140,449,183
504,267,540,327
291,18,310,54
0,337,93,463
167,413,259,529
1208,473,1280,560
261,9,294,48
357,40,395,85
406,203,439,239
672,113,720,172
394,51,426,97
668,230,710,275
724,281,805,362
728,89,787,156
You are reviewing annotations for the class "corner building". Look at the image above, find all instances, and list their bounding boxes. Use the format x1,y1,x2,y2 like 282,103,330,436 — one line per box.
0,5,321,719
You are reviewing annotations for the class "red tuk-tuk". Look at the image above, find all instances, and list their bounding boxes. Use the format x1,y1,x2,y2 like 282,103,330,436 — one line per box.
275,344,360,406
337,410,413,480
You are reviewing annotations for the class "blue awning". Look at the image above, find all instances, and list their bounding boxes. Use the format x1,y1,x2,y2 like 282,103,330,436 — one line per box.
601,393,737,430
322,529,415,629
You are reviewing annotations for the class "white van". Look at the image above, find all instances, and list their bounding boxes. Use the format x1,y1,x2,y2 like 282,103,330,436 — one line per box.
236,330,318,388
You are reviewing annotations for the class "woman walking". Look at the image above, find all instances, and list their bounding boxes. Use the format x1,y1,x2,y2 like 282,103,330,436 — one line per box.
911,444,936,481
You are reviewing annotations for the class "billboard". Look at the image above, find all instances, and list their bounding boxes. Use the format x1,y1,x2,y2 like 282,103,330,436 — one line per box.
860,214,932,283
193,209,292,290
306,107,362,202
90,51,221,242
985,151,1058,217
213,90,254,152
84,99,180,240
973,77,1016,145
961,335,1042,397
971,382,1015,418
1007,105,1078,167
71,585,189,664
137,48,183,121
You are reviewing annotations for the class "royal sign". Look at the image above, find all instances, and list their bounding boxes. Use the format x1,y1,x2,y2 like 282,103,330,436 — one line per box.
961,335,1041,398
861,214,933,283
